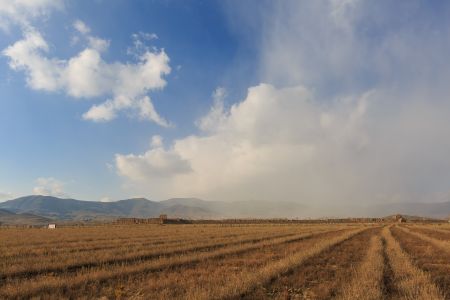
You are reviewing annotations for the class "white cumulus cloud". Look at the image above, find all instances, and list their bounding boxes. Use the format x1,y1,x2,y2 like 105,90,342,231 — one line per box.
116,135,192,181
115,78,450,206
196,86,228,132
2,23,171,125
115,84,376,202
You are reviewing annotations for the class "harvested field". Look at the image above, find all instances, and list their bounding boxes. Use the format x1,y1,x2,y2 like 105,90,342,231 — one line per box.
2,223,450,299
405,225,450,241
391,226,450,299
240,227,379,299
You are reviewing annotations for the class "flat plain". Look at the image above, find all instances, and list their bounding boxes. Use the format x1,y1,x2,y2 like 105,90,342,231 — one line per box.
1,223,450,299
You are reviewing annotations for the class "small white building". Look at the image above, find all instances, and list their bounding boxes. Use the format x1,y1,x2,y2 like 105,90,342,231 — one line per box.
48,223,56,229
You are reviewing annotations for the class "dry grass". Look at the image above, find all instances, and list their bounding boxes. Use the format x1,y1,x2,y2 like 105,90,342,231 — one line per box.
3,231,322,296
382,226,444,299
401,225,450,249
239,226,379,299
202,226,368,300
2,223,450,299
1,228,313,278
0,224,352,299
409,225,450,237
391,226,450,299
337,234,384,300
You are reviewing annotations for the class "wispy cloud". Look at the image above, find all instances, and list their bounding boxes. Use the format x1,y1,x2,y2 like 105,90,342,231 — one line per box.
33,177,67,197
0,191,13,201
0,0,63,31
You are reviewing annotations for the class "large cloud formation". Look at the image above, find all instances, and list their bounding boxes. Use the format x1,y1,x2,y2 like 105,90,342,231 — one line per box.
2,2,171,125
115,1,450,206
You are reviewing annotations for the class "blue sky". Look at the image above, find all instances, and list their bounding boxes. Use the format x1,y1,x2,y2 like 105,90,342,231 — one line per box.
0,0,259,200
1,1,450,205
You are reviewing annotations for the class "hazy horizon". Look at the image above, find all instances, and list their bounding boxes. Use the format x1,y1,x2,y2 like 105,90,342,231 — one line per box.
3,194,450,206
1,1,450,210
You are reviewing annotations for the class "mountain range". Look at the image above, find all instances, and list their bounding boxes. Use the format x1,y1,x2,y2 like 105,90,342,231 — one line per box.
0,195,307,222
0,195,449,224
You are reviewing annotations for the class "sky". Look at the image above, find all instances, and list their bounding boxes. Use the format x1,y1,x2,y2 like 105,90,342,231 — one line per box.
1,0,450,206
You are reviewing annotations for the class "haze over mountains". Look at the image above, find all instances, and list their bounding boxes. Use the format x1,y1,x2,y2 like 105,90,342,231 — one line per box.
0,195,449,224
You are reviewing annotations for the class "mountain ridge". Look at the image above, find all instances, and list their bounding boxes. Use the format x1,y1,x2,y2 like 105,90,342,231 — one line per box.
0,195,449,221
0,207,52,225
0,195,306,220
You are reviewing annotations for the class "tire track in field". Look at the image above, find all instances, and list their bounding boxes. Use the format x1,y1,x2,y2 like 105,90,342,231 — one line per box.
380,236,401,300
336,233,384,300
240,227,378,300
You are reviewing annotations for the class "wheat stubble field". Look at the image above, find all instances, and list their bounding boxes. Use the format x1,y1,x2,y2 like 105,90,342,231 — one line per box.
1,223,450,299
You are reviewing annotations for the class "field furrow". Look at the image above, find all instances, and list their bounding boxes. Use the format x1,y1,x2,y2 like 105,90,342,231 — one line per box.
1,224,320,248
0,227,349,299
404,225,450,242
238,227,376,300
398,226,450,253
0,225,306,250
1,229,312,278
336,233,384,300
382,226,444,300
2,228,312,261
3,223,450,299
391,226,450,299
123,227,368,300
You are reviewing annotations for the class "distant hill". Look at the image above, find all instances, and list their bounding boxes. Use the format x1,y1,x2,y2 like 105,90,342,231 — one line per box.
0,196,181,220
0,208,52,225
1,195,449,221
0,195,306,220
368,202,450,219
382,214,442,222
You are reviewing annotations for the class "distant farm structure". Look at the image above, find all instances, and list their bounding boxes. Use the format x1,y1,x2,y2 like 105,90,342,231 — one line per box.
397,217,405,223
114,215,191,225
112,216,399,225
109,214,450,225
48,223,56,229
159,214,167,224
